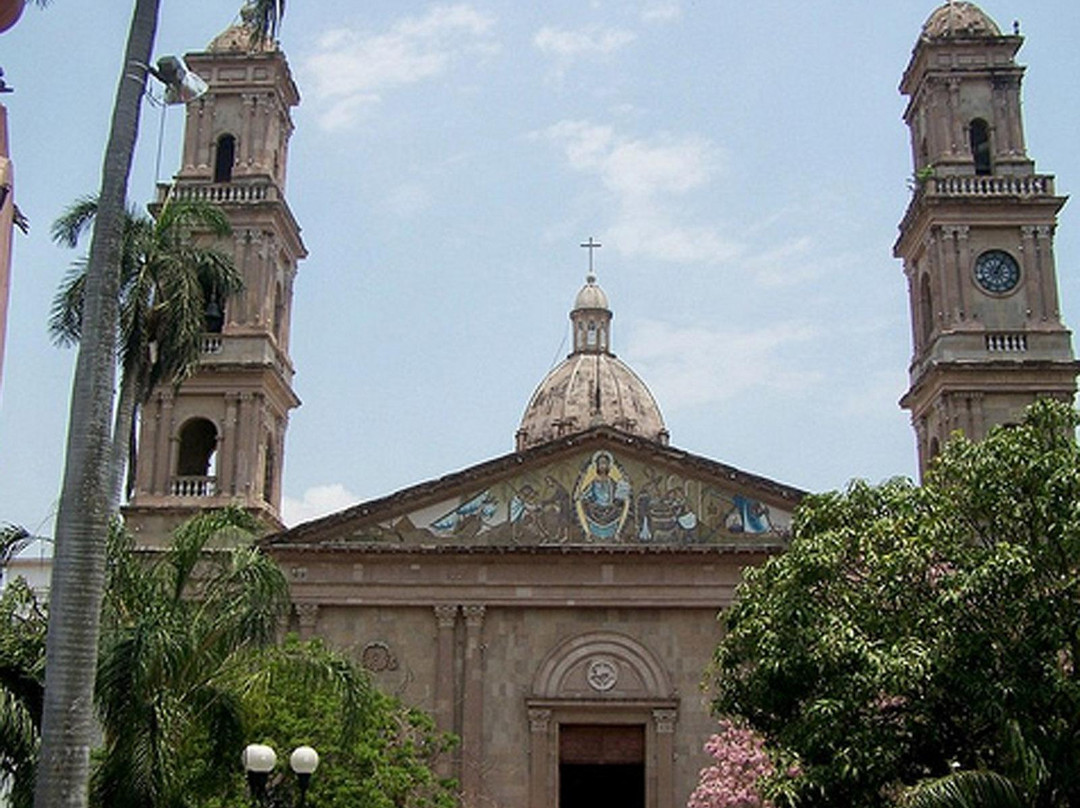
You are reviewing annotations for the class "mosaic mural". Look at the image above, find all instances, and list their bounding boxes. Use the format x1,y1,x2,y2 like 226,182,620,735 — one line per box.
366,450,793,546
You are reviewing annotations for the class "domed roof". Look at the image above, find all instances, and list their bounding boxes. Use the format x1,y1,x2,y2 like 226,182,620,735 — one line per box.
574,274,609,311
516,274,668,451
921,2,1001,40
207,7,277,54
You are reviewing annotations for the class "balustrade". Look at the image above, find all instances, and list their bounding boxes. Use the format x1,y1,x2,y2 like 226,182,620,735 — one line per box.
170,476,217,497
985,333,1027,352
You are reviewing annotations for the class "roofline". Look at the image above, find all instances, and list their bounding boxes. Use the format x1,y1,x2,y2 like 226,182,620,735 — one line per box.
267,426,807,545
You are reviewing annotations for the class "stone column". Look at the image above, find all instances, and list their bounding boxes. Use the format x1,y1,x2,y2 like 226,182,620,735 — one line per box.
527,708,552,808
1020,225,1041,320
154,391,175,495
433,605,458,732
954,226,970,321
1036,226,1060,321
652,708,677,808
295,602,319,639
461,604,486,806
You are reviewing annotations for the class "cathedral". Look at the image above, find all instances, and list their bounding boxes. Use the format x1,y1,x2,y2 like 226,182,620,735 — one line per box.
120,3,1078,807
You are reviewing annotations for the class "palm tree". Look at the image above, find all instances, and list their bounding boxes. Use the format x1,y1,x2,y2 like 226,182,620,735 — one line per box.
899,721,1054,808
50,197,242,510
0,526,47,808
91,507,289,807
35,5,286,805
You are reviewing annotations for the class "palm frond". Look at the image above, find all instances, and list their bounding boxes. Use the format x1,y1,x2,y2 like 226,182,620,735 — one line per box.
900,769,1026,808
245,0,285,47
0,524,31,570
50,195,99,248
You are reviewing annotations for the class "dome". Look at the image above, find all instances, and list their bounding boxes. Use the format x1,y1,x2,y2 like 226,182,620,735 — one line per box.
921,2,1001,40
574,274,609,311
207,7,277,54
516,274,668,451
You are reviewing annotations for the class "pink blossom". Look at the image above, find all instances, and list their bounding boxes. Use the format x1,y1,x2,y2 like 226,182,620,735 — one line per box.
687,720,776,808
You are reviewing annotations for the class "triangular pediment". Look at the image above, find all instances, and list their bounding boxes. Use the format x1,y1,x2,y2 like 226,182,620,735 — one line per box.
268,428,803,550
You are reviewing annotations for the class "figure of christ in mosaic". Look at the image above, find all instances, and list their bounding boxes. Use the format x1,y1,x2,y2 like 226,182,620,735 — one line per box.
573,451,632,541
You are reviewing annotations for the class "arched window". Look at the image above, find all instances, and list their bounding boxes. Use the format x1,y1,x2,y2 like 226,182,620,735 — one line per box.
214,134,236,183
919,273,934,346
204,292,225,334
263,439,276,504
970,119,991,175
177,418,218,477
272,281,285,343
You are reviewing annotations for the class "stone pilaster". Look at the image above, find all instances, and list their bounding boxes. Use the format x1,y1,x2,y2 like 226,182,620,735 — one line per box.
461,604,486,806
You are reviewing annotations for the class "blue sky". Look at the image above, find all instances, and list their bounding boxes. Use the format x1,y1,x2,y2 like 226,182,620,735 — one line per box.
1,1,1079,536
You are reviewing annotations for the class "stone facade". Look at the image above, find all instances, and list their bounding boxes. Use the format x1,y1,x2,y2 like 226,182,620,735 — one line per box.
267,427,799,807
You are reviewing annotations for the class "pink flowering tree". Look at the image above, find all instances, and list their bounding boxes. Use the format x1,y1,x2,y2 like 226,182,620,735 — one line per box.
688,720,781,808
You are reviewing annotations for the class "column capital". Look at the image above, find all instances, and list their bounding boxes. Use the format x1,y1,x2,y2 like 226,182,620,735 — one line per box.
528,708,552,734
434,604,458,628
462,604,486,627
295,602,319,628
652,708,677,734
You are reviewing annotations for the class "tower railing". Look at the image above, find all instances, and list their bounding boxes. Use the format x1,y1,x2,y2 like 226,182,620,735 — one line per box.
170,476,218,497
157,180,280,205
985,332,1028,353
923,174,1055,198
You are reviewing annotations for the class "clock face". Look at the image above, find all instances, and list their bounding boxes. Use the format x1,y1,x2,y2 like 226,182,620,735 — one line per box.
974,250,1021,294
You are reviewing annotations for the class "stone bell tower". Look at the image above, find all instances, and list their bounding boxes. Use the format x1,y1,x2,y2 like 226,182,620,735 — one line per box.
895,2,1078,476
123,20,306,544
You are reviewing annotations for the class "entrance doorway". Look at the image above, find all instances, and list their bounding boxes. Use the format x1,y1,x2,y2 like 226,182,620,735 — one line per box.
559,724,645,808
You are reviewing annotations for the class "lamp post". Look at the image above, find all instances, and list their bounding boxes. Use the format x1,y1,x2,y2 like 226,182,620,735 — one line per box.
242,742,320,807
290,746,320,808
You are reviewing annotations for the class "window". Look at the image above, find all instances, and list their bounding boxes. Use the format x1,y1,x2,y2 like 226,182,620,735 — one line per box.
919,273,934,345
177,418,218,477
970,119,991,175
214,134,236,183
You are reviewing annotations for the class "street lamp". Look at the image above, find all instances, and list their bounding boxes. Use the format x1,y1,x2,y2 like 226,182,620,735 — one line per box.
242,743,276,805
290,746,320,808
242,742,320,807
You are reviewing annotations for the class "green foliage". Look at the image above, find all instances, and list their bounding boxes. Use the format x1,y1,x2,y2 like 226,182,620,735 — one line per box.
709,400,1080,807
3,509,455,806
92,508,289,808
0,573,47,808
203,637,458,808
50,195,241,394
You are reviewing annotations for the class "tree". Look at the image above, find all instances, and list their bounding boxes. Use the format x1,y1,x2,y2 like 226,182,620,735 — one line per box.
708,400,1080,808
0,558,47,808
36,5,286,806
50,197,242,509
204,638,458,808
687,720,784,808
91,507,289,807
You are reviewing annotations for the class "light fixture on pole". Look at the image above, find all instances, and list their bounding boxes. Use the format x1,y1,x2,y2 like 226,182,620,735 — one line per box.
147,55,208,105
290,745,320,808
241,743,277,806
243,742,320,807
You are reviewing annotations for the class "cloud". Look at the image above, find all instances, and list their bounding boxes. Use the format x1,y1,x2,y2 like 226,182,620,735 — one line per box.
641,2,682,23
535,120,738,264
625,319,822,410
283,483,360,526
304,4,497,131
534,24,636,62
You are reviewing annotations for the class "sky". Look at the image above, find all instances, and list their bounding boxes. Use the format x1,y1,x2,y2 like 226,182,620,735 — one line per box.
1,1,1079,540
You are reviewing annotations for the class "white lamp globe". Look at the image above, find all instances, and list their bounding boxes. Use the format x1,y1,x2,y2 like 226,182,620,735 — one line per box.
290,745,320,775
242,743,277,773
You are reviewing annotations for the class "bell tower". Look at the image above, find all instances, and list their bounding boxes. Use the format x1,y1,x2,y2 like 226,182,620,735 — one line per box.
895,2,1078,476
123,20,306,544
